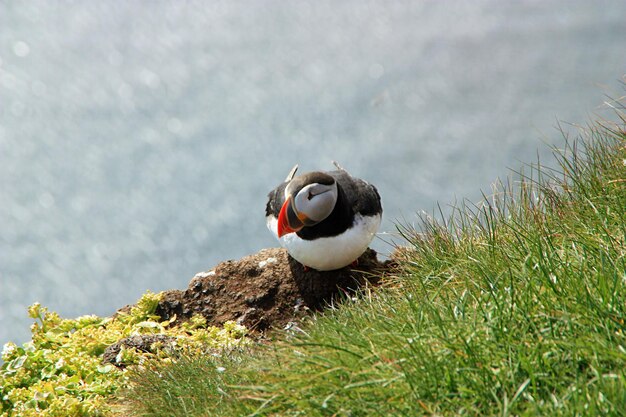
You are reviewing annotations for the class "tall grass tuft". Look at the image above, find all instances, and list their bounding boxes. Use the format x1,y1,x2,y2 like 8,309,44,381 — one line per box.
121,113,626,416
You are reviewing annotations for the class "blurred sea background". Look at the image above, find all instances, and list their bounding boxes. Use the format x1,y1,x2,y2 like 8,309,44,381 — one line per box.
1,1,625,346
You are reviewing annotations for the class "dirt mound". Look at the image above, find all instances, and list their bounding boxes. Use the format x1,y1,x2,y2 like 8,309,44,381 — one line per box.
118,247,392,335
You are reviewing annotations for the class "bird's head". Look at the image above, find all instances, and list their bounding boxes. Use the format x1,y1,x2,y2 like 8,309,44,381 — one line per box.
277,172,338,237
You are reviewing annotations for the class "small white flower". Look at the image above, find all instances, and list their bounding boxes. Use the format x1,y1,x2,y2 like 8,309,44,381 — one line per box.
55,358,66,369
2,342,17,359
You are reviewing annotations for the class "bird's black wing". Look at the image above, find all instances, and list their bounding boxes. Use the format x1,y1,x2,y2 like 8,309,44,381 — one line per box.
265,181,288,218
329,170,382,217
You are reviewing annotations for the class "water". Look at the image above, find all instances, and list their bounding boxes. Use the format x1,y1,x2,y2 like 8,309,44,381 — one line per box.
1,1,625,346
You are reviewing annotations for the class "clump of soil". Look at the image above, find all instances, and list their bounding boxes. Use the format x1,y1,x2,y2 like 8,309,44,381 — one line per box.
117,247,392,335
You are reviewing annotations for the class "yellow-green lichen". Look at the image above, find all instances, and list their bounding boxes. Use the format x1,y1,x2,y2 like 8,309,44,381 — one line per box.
1,291,248,416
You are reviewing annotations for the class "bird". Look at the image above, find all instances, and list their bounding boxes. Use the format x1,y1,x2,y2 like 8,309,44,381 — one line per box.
266,162,382,271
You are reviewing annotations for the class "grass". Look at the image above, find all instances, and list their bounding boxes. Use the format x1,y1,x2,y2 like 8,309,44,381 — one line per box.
122,114,626,416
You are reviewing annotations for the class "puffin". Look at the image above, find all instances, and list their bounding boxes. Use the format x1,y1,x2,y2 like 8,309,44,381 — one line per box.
266,162,382,271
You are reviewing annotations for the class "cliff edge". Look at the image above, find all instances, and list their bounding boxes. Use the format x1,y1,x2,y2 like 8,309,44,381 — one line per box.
117,247,393,335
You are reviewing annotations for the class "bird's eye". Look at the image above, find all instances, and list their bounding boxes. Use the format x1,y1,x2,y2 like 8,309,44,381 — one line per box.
307,192,313,200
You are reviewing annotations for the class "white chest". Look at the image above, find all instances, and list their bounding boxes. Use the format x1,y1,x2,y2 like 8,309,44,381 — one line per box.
267,214,381,271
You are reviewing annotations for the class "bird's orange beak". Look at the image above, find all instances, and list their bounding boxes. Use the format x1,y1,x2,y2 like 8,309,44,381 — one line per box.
277,197,309,237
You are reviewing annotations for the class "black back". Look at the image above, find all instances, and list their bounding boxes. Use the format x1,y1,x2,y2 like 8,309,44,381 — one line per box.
266,169,382,240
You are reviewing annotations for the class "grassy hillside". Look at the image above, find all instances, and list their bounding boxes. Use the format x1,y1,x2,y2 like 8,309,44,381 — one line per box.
120,115,626,416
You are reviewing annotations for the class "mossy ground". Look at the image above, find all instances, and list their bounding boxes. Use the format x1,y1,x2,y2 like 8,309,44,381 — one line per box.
0,292,248,416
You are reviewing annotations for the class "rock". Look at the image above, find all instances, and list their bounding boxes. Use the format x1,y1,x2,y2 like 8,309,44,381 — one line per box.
102,334,177,367
117,247,391,335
